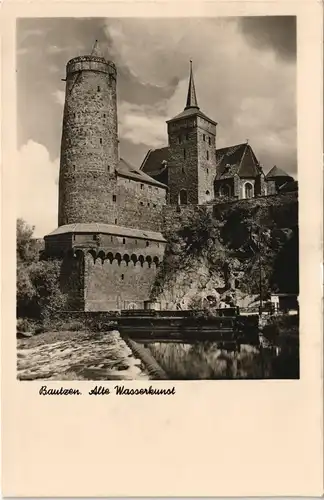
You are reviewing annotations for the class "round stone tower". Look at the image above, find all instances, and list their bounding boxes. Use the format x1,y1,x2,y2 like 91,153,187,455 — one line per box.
58,46,118,226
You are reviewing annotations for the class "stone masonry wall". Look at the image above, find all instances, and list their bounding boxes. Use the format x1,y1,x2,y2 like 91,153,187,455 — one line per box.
58,56,118,226
60,251,85,310
167,115,216,205
115,176,166,231
84,253,159,311
197,116,217,203
167,118,199,204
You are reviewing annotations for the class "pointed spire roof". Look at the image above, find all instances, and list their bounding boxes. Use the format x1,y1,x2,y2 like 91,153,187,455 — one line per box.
266,165,292,179
166,59,217,125
185,60,199,109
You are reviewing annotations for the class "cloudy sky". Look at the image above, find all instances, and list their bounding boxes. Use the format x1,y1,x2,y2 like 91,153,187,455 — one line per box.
17,16,296,236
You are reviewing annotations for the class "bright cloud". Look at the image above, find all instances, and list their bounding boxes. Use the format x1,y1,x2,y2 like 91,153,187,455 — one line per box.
106,18,296,175
17,141,59,237
53,89,65,106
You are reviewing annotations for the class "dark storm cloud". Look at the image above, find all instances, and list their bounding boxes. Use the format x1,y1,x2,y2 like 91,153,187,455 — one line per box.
238,16,296,61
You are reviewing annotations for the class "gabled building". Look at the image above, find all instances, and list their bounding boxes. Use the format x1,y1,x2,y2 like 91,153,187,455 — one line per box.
141,62,295,203
214,142,266,199
265,165,295,195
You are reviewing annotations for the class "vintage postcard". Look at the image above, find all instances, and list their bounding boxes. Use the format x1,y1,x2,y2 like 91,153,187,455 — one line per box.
2,0,323,496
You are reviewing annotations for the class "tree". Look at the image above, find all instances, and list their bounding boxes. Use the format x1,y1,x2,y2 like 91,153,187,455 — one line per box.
16,218,67,321
16,218,41,264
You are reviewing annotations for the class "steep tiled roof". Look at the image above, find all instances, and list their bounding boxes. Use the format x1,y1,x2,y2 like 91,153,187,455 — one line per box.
167,107,216,124
141,142,264,184
140,147,169,176
45,223,166,242
117,157,167,189
278,180,298,193
215,143,261,180
266,165,293,179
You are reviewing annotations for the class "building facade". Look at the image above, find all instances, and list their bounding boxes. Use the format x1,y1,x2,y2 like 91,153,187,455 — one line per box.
44,45,296,311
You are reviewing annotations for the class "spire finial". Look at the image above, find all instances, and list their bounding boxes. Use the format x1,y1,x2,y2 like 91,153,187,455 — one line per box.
90,39,101,57
185,59,199,110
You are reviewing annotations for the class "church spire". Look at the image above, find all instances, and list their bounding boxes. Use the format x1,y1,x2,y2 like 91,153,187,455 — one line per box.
185,60,199,109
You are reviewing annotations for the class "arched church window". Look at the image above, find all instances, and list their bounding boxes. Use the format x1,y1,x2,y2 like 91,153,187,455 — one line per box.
244,182,254,199
179,189,188,205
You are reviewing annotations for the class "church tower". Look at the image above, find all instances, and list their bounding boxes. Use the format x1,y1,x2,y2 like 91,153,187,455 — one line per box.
58,41,118,226
166,61,217,205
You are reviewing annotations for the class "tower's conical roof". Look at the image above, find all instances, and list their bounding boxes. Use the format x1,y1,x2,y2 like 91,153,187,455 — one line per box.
185,60,199,109
266,165,292,179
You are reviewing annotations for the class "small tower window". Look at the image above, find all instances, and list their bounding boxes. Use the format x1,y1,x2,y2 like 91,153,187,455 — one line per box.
97,86,101,92
100,138,102,144
122,238,126,244
183,149,186,160
103,113,106,118
115,218,118,224
113,195,116,202
206,190,210,196
147,202,150,207
140,201,144,206
206,151,209,160
140,184,144,190
107,166,110,172
208,137,211,145
207,168,209,174
121,274,124,281
203,134,206,141
182,167,185,174
146,241,150,247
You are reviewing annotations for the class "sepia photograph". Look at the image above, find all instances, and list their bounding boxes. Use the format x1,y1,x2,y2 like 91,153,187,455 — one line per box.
16,16,299,381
